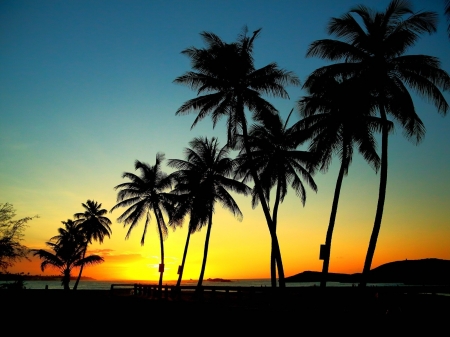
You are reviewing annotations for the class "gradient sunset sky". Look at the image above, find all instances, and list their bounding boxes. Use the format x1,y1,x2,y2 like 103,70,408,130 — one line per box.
1,0,449,282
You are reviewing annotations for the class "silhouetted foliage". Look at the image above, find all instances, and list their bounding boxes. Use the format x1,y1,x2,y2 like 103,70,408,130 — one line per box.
32,220,104,291
72,200,112,290
175,26,299,287
174,27,300,148
167,137,251,288
0,203,37,271
234,111,317,284
297,77,391,287
306,0,450,286
111,154,175,290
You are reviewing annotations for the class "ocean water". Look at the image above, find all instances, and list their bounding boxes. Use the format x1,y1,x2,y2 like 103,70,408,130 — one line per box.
14,279,400,290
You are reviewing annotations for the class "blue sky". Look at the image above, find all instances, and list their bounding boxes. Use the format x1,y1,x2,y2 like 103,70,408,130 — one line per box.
1,0,450,280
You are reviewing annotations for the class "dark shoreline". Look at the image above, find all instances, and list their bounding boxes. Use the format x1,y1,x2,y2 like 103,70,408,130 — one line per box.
3,286,450,333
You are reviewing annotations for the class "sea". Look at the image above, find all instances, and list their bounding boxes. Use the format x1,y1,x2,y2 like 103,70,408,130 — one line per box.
15,279,403,290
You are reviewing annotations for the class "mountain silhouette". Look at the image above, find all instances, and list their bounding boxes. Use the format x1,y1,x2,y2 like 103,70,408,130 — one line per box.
286,258,450,285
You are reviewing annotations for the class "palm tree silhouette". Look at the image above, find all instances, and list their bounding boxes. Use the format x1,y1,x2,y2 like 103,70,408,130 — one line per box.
167,137,251,289
305,0,450,286
33,220,103,291
110,154,174,291
297,78,392,287
174,27,299,287
72,200,112,290
234,110,317,286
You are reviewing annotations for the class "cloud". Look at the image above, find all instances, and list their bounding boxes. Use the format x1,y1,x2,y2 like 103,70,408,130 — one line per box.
88,248,115,256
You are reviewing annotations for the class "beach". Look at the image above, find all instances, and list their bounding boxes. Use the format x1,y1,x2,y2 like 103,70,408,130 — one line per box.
2,286,449,333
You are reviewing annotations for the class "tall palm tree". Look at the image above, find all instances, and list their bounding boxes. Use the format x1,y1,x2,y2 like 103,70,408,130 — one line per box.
72,200,112,290
305,0,450,286
297,77,392,287
174,27,299,287
234,111,317,286
110,154,174,290
33,220,103,291
167,137,251,288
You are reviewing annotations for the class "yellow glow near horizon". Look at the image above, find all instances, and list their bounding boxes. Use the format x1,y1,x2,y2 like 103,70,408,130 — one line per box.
10,205,450,282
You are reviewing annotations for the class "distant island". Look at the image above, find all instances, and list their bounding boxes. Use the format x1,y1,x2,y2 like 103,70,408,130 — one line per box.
285,258,450,285
206,278,232,282
0,273,96,281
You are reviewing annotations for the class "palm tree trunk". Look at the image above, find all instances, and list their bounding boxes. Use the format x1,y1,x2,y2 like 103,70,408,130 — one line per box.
361,107,389,287
271,235,285,287
320,158,346,288
239,107,285,287
63,268,71,291
155,209,165,293
197,209,213,289
176,228,192,288
270,177,282,287
73,245,87,291
270,247,276,287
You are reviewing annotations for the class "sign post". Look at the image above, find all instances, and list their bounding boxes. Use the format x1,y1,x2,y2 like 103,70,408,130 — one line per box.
319,244,329,260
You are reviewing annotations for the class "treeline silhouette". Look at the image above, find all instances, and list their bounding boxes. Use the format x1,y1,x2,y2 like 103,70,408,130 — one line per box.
32,200,111,291
108,0,450,290
28,1,450,291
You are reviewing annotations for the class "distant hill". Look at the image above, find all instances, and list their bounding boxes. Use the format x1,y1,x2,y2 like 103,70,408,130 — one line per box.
285,258,450,285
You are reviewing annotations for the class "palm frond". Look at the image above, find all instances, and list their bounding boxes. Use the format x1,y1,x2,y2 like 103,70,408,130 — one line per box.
75,254,104,267
175,28,298,146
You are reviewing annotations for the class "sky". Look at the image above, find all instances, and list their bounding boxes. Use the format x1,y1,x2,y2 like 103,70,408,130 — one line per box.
1,0,449,282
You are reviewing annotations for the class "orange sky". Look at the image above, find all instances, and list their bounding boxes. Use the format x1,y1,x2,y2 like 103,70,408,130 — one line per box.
7,168,450,282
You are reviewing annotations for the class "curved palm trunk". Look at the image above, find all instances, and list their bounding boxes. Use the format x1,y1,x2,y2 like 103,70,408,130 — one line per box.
197,209,213,289
155,209,165,293
176,228,192,288
270,177,282,287
73,244,87,291
239,108,285,288
361,107,388,287
320,158,346,288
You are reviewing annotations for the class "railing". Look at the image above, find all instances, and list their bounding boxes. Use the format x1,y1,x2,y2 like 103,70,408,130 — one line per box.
110,283,269,300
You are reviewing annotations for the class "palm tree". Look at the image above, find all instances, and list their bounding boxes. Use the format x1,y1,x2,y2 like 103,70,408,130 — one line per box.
33,220,103,291
174,27,299,287
167,137,251,288
297,77,392,287
234,111,317,286
110,154,174,291
305,0,450,286
72,200,112,290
